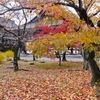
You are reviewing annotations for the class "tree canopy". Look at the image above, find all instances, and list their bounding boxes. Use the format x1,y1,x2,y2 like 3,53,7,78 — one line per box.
27,1,100,58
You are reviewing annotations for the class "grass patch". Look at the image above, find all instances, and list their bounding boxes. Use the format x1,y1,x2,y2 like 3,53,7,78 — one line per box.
1,60,83,72
16,60,83,69
34,61,83,69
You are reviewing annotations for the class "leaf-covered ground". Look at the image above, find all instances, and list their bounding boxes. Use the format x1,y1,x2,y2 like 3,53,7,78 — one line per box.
0,61,98,100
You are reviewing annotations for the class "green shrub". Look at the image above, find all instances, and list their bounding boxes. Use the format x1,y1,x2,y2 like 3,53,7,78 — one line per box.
5,50,14,61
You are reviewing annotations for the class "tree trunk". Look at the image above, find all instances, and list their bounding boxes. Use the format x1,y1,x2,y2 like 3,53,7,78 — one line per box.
88,52,100,97
13,40,22,71
17,47,21,60
33,54,36,61
70,48,73,54
59,56,61,66
82,48,100,97
81,46,90,70
62,51,67,61
13,45,19,71
55,50,62,65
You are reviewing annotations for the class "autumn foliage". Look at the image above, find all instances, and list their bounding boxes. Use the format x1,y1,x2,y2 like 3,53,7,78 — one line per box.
35,20,71,38
5,50,14,61
28,16,76,58
28,3,100,58
0,52,5,63
0,0,100,99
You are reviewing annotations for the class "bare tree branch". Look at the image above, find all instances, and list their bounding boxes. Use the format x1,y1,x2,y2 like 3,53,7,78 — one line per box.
78,0,82,10
89,10,100,18
54,2,79,12
86,0,95,12
0,24,19,39
3,27,18,39
0,4,36,15
20,2,27,39
64,0,75,5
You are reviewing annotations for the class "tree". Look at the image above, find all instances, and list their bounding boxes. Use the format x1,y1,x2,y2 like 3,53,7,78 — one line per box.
0,0,49,71
0,0,35,71
0,0,72,71
54,1,100,91
28,17,75,65
27,0,100,97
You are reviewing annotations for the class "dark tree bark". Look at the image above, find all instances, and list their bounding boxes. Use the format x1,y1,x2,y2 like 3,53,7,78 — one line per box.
13,44,19,71
70,48,73,54
79,9,94,27
97,20,100,28
13,40,23,71
88,52,100,87
62,51,67,61
82,45,90,70
33,55,36,61
17,47,21,60
55,51,61,66
59,56,61,66
82,49,100,85
83,50,100,97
